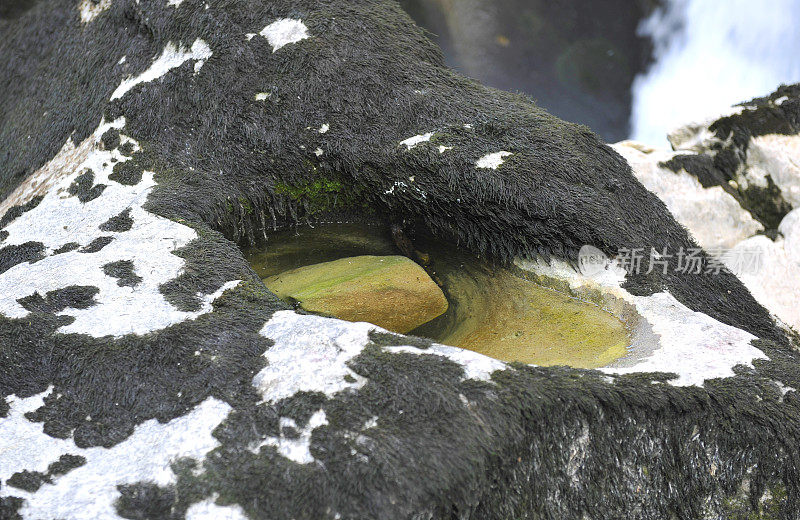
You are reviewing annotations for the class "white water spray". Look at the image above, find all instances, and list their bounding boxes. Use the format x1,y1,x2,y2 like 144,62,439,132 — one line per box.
630,0,800,147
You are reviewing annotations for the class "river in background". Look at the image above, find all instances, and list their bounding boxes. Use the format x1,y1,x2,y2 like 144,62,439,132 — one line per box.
400,0,800,146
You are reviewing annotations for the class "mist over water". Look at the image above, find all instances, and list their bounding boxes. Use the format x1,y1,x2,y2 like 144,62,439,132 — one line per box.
631,0,800,147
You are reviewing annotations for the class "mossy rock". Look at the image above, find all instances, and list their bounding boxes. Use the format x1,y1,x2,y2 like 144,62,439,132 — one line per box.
263,255,448,334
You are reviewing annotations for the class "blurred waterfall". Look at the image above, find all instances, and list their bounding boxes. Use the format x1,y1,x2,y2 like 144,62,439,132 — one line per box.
630,0,800,146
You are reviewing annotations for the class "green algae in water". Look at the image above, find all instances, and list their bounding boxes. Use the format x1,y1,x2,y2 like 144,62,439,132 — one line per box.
415,269,629,368
245,224,631,368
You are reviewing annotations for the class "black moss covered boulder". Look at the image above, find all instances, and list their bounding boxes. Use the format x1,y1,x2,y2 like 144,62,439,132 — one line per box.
1,1,799,519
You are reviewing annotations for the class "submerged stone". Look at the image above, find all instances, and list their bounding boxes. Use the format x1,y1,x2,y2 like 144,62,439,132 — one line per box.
263,255,448,334
252,224,630,368
430,271,630,369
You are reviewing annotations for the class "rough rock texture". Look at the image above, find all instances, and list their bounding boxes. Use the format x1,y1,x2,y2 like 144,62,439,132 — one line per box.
613,140,763,250
263,255,448,333
667,84,800,231
724,208,800,331
1,2,799,520
633,84,800,332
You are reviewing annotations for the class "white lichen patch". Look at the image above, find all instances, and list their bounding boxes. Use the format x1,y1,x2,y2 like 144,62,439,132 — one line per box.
607,291,762,385
0,389,230,519
0,387,67,485
476,151,512,169
725,227,800,331
0,118,240,336
254,312,370,402
251,410,327,464
516,258,767,387
185,495,249,520
167,0,184,6
252,312,507,466
259,19,310,53
254,311,506,408
385,344,505,381
438,145,452,153
399,132,433,150
0,121,110,216
318,123,329,134
111,39,212,100
79,0,111,23
254,92,270,101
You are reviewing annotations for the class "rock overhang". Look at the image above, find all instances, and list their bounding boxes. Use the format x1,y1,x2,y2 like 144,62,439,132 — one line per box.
0,1,799,519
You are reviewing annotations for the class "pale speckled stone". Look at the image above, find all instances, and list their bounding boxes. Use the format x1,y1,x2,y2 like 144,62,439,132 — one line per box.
613,141,762,250
726,209,800,331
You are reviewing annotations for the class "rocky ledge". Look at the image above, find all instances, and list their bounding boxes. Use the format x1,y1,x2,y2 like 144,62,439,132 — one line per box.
1,1,799,519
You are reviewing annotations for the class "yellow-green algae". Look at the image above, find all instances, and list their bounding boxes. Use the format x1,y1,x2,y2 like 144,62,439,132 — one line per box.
246,224,631,368
429,269,629,368
262,255,448,334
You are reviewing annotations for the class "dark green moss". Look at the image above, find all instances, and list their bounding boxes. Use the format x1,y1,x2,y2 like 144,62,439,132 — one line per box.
80,236,114,253
67,170,106,203
238,197,254,215
102,260,142,287
109,159,144,186
52,242,80,255
101,128,121,150
368,330,432,350
7,470,47,492
275,178,352,215
18,285,99,314
158,225,279,312
47,453,87,476
99,208,134,232
0,496,24,519
276,391,327,428
115,482,176,520
660,154,730,189
119,141,135,156
0,241,45,274
721,481,790,520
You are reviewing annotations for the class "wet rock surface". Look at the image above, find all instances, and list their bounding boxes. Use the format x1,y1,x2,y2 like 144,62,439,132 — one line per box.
725,208,800,331
613,140,764,250
251,224,631,368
